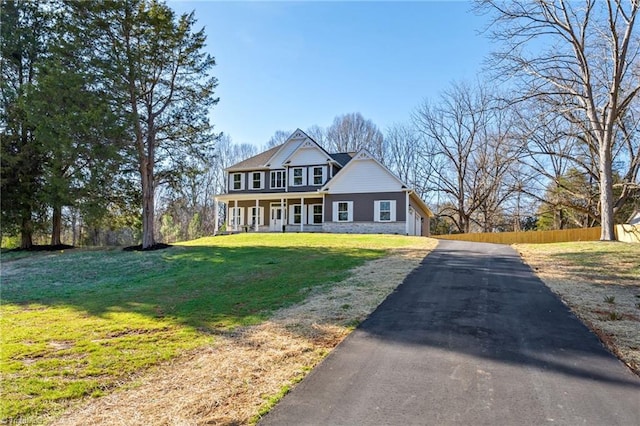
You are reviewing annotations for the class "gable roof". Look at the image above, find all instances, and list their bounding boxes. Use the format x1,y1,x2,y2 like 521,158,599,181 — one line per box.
329,152,354,167
280,129,339,166
321,149,406,193
225,144,282,171
225,128,349,171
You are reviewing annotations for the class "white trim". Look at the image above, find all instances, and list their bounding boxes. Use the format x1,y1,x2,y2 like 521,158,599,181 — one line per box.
309,204,323,225
290,167,306,186
289,204,303,225
333,201,353,222
230,173,245,191
229,205,244,230
250,205,264,228
250,171,264,190
270,202,284,231
320,148,404,193
310,166,326,186
270,170,286,189
374,200,396,222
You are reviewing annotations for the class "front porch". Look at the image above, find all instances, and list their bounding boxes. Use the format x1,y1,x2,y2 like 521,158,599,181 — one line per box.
215,192,326,234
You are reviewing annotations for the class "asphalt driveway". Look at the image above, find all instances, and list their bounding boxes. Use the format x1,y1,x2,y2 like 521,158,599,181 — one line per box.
260,240,640,425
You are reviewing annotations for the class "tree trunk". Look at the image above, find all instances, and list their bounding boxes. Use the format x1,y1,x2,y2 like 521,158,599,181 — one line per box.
51,204,62,246
20,213,33,249
599,143,616,241
71,211,77,246
141,160,155,249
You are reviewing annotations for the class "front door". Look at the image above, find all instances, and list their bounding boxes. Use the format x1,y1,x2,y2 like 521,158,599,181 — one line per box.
270,204,284,231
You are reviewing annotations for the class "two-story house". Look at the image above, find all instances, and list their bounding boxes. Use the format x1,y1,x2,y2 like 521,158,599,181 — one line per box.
214,129,433,236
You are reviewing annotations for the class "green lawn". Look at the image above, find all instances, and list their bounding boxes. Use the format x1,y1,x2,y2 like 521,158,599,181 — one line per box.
515,241,640,283
0,233,422,422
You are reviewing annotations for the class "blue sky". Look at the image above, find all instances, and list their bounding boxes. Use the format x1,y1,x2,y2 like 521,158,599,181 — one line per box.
168,1,494,146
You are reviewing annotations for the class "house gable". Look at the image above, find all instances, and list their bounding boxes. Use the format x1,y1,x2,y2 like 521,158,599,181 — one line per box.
265,129,308,168
322,150,405,194
285,140,334,167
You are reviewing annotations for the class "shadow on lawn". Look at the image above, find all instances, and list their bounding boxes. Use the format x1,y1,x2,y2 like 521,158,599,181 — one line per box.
5,240,639,391
1,244,383,333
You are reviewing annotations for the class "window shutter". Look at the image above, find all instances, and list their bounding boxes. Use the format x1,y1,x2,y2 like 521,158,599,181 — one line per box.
332,202,339,222
348,201,354,222
390,200,396,222
374,201,381,222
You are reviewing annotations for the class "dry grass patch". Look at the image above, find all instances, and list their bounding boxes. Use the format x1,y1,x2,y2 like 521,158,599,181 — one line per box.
52,239,437,426
516,241,640,376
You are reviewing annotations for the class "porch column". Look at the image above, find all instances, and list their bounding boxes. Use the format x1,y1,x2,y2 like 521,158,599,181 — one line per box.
234,199,238,232
255,199,259,231
214,197,219,234
301,196,305,232
281,197,285,232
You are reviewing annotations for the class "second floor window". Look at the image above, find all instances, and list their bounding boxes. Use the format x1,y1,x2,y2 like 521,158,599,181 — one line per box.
293,168,303,186
313,167,323,185
251,172,262,190
270,170,285,189
231,173,243,190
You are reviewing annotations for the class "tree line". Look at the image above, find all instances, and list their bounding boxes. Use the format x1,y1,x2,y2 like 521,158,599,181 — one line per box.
2,0,218,249
2,0,638,248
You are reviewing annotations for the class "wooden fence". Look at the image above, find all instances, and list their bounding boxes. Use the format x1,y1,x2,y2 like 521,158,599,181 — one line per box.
434,225,640,245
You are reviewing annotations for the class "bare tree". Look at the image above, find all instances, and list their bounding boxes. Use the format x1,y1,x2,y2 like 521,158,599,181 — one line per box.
326,113,387,162
306,125,327,147
265,129,292,149
478,0,640,240
385,123,430,197
414,82,519,233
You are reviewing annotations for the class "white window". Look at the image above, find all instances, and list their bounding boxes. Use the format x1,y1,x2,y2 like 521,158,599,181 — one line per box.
270,170,285,189
229,207,244,227
310,204,323,224
312,166,324,185
250,206,264,226
332,201,353,222
251,172,263,190
375,200,396,222
289,204,302,224
230,173,244,191
292,168,304,186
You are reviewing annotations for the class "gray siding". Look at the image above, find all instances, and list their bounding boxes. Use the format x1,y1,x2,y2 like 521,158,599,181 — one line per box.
325,192,406,222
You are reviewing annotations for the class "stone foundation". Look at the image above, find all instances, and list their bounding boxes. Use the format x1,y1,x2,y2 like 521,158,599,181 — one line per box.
322,221,406,235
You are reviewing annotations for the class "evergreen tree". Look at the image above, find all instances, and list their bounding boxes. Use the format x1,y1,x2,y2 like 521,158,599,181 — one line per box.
0,0,54,248
68,0,219,249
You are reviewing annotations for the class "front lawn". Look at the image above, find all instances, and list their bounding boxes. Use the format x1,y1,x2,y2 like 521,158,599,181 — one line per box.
1,233,423,423
516,241,640,375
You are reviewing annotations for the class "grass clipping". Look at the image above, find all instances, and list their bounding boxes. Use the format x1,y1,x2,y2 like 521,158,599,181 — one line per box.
516,242,640,377
53,239,437,426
